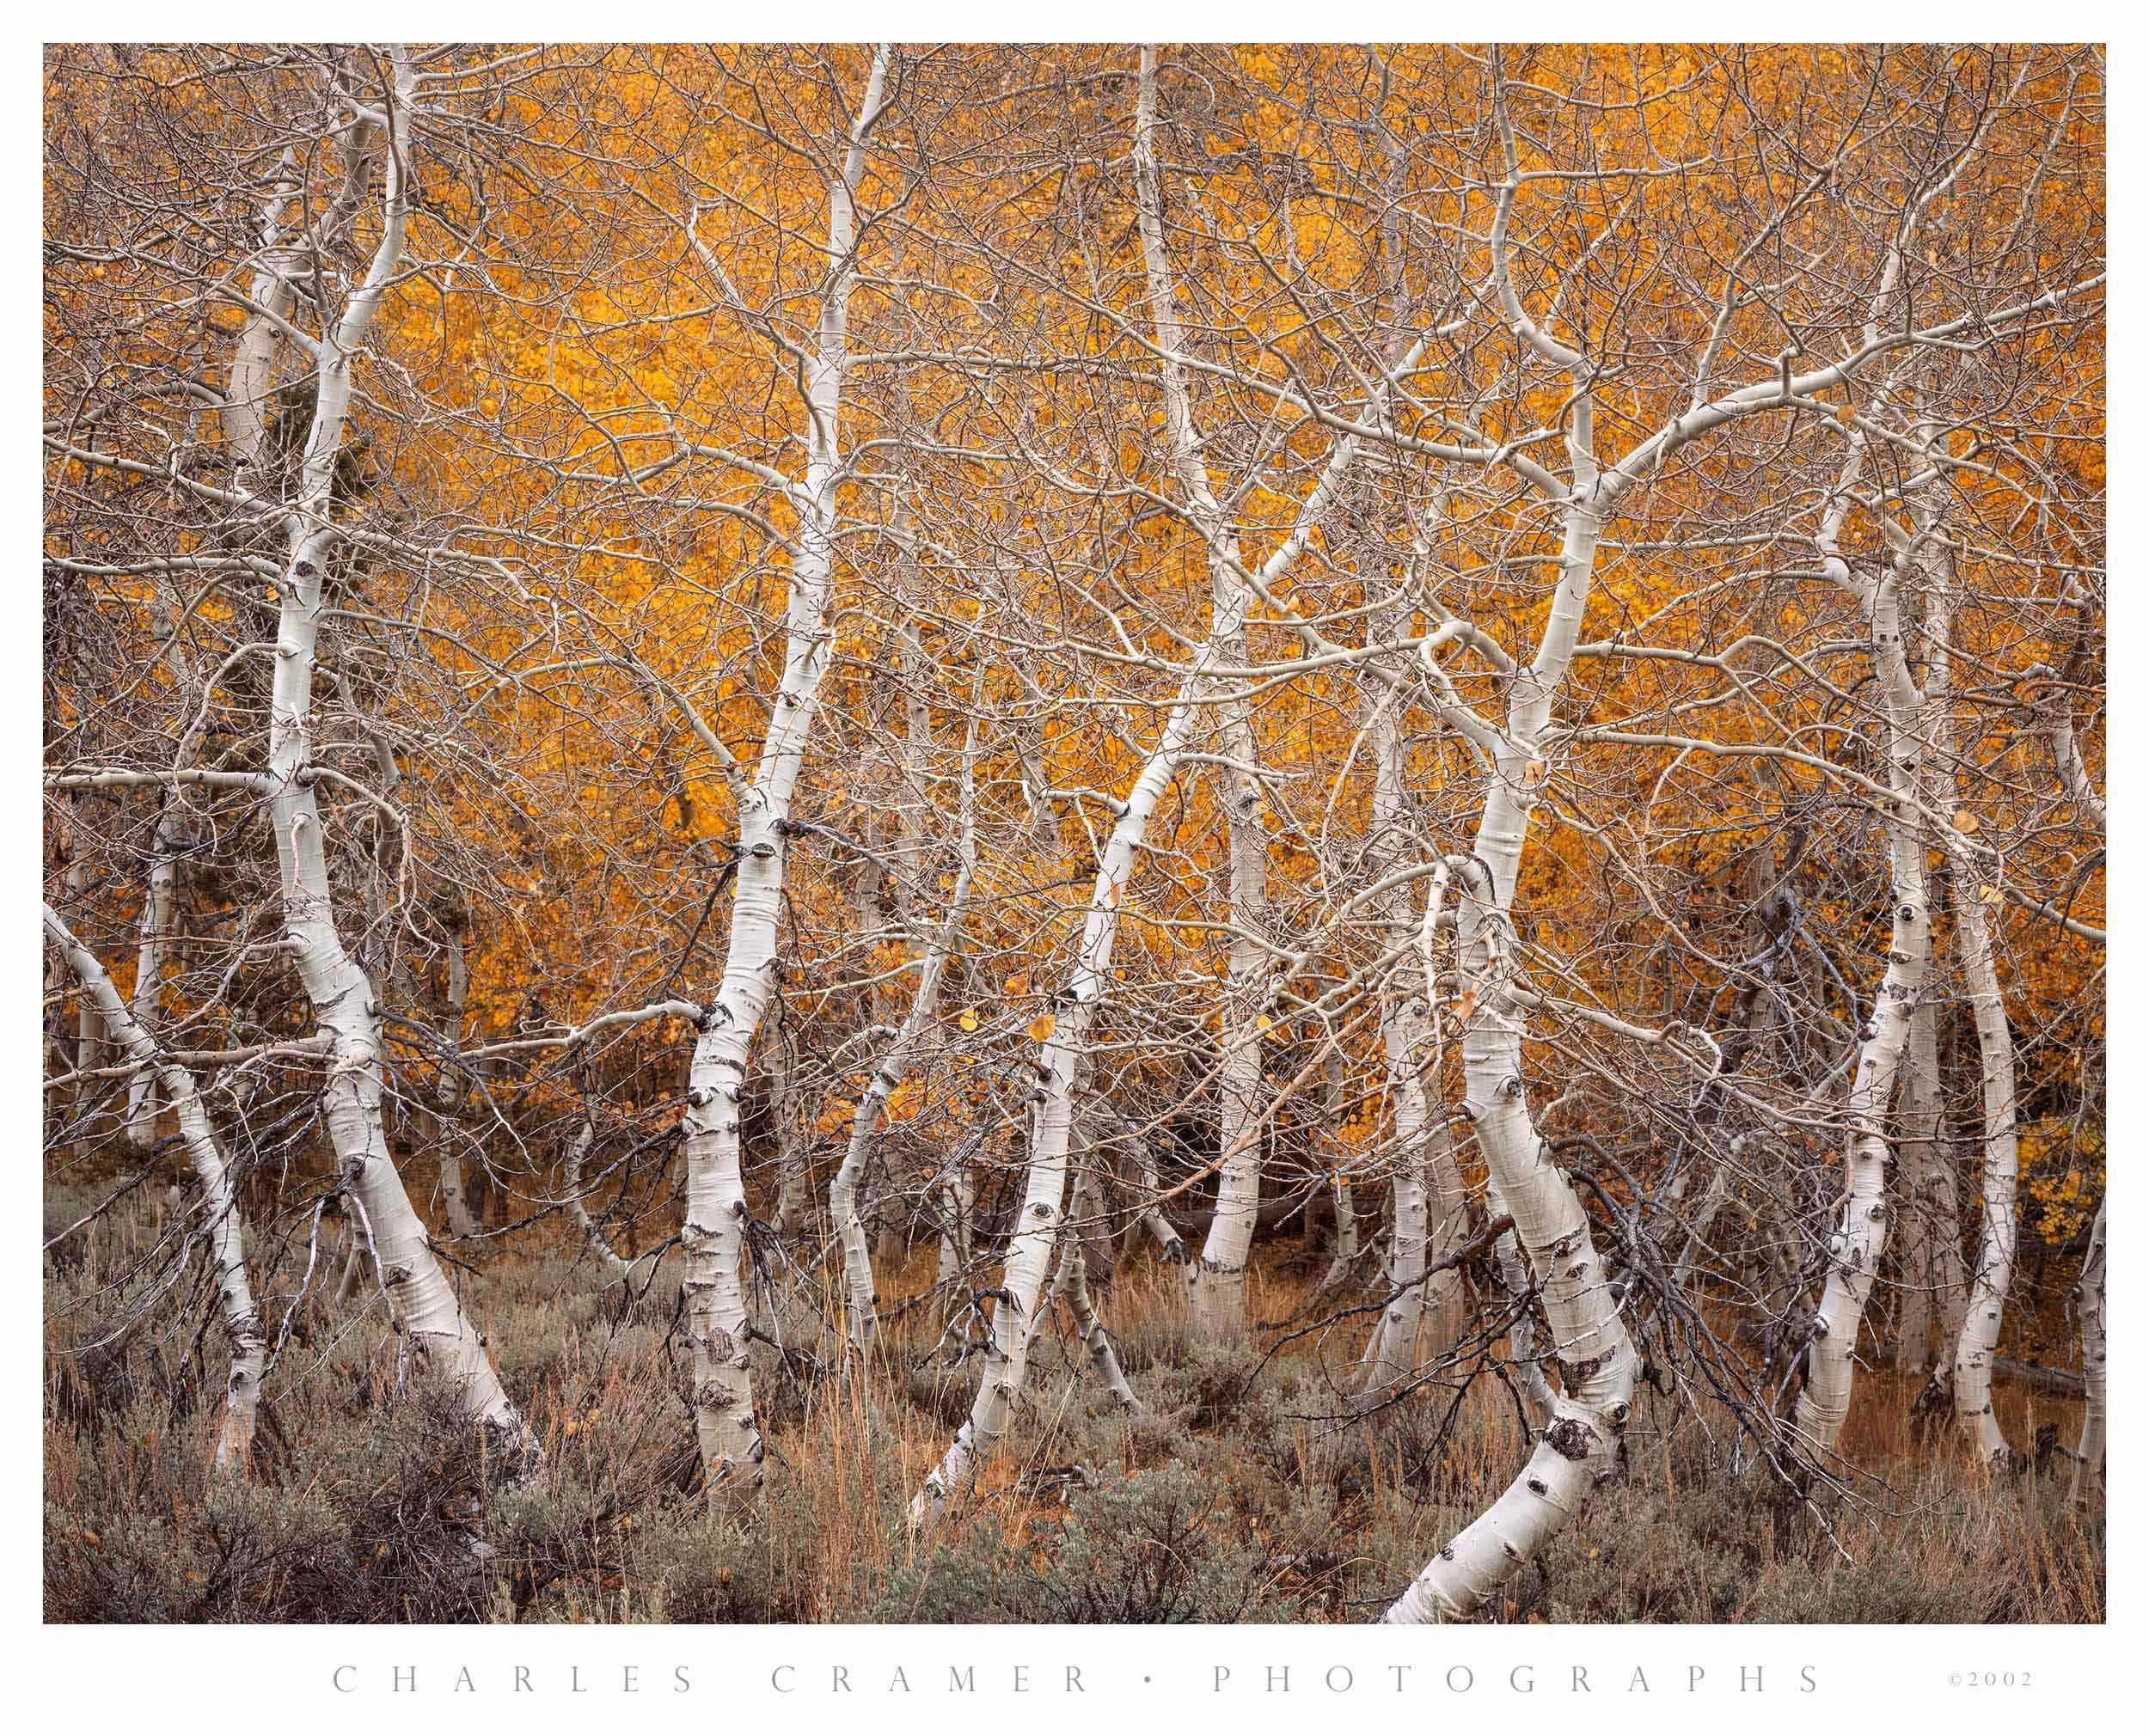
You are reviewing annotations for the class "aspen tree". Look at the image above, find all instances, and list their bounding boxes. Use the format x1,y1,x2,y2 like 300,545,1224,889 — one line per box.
677,44,895,1493
46,906,264,1476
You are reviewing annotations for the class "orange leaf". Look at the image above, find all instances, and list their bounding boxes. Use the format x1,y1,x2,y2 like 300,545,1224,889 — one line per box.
1027,1012,1057,1043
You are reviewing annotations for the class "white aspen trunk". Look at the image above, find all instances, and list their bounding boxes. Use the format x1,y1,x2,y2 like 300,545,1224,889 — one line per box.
1323,1176,1359,1284
1023,1164,1139,1410
2068,1200,2105,1505
1358,676,1462,1394
223,149,299,476
908,677,1208,1522
681,46,890,1495
46,905,263,1476
61,817,104,1140
850,851,906,1274
1945,883,2020,1465
909,40,1379,1525
125,555,195,1153
123,797,180,1149
1132,1136,1188,1266
827,1081,883,1353
260,50,526,1455
1385,835,1638,1621
1928,560,2022,1465
1385,399,1638,1623
2051,702,2106,830
1359,990,1430,1397
1057,1227,1136,1410
1895,998,1941,1378
1188,737,1268,1341
1785,541,1931,1466
1123,52,1268,1342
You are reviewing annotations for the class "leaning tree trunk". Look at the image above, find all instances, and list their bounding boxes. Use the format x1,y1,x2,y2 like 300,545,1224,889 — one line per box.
1386,400,1638,1622
907,654,1214,1522
1022,1160,1138,1411
1127,57,1270,1343
123,791,182,1150
1783,475,1933,1470
1358,679,1465,1397
1926,558,2023,1467
59,810,106,1154
46,905,264,1477
908,38,1387,1526
678,44,891,1496
564,1109,637,1285
259,51,526,1454
1384,144,1644,1616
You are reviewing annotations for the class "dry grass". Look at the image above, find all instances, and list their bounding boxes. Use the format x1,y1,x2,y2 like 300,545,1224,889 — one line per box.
44,1190,2104,1624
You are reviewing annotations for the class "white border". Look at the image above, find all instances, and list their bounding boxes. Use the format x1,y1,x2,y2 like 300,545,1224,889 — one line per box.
9,13,2132,1729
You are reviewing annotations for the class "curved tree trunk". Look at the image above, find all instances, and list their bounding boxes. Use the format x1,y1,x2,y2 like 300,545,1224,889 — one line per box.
1023,1163,1138,1410
908,668,1209,1521
123,793,181,1150
1785,551,1931,1470
1356,688,1430,1395
258,50,526,1455
46,905,265,1476
1386,402,1638,1622
1944,886,2021,1465
1926,556,2022,1466
677,44,891,1495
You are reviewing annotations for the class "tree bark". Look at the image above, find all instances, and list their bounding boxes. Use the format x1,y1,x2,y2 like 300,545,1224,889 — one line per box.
2068,1199,2106,1505
1895,998,1944,1378
46,905,263,1477
260,49,526,1455
1386,407,1638,1620
679,44,892,1496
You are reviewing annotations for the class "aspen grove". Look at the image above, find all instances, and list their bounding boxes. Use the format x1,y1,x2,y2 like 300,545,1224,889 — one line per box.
43,41,2105,1625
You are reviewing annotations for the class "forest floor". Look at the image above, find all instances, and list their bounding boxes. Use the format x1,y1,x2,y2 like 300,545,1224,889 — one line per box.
44,1189,2104,1624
